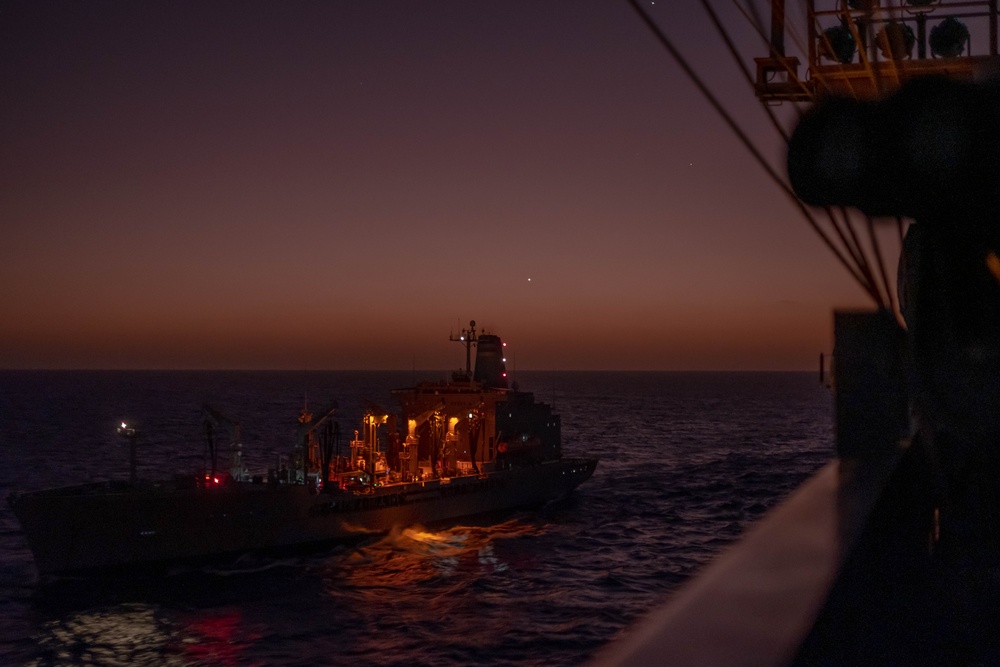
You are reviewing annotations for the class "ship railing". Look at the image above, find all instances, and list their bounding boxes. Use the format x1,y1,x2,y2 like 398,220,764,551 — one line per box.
591,448,914,666
593,310,936,666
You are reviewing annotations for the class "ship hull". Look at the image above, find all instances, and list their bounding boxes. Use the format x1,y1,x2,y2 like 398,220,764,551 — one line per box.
9,458,597,575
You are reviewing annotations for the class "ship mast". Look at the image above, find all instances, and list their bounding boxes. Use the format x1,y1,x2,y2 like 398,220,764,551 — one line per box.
769,0,785,58
450,319,478,379
116,422,138,485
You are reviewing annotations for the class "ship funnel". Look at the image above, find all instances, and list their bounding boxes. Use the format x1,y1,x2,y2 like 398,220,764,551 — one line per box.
474,334,508,389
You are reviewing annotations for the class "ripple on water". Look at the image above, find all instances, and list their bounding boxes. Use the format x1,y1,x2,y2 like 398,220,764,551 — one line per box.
0,371,832,666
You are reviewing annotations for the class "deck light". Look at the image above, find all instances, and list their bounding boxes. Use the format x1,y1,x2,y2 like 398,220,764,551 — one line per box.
930,17,969,58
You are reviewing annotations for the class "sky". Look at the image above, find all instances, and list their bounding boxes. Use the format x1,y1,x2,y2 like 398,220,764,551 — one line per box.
0,1,878,371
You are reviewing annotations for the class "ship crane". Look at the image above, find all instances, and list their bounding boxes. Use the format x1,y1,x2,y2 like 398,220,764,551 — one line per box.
294,401,339,485
350,406,392,488
402,402,445,481
201,404,247,483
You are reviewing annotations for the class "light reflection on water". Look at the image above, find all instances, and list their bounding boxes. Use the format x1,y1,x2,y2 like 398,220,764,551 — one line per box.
28,603,263,667
30,604,178,667
20,521,558,666
175,609,265,667
28,602,270,667
1,371,833,666
313,520,558,663
331,521,535,585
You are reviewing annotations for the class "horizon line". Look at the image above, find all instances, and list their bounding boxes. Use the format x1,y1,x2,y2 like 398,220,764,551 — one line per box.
0,367,819,373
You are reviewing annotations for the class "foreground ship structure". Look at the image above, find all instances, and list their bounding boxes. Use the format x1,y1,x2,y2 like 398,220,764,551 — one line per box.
9,321,596,575
597,2,1000,665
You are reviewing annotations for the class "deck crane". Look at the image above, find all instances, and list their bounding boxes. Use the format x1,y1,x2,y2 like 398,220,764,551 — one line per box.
201,404,247,482
294,401,339,486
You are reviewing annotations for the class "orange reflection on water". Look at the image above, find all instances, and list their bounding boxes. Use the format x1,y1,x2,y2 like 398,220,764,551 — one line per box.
324,519,545,593
315,519,552,656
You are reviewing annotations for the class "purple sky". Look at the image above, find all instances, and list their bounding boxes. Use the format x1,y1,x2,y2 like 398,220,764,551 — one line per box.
1,1,876,370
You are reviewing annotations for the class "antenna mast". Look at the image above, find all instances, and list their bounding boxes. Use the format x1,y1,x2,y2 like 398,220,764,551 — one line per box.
449,319,478,379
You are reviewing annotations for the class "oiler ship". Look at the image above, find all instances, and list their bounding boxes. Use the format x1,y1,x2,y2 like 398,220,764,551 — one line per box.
8,321,597,576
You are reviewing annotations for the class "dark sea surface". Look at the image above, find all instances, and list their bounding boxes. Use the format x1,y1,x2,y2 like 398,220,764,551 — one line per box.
0,371,832,666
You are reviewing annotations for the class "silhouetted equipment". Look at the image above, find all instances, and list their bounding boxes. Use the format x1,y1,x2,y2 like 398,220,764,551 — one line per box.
788,76,1000,219
597,4,1000,666
755,0,999,102
831,311,908,459
202,404,247,482
789,76,1000,557
116,422,139,485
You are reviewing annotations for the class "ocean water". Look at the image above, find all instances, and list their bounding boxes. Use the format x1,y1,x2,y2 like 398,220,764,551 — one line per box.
0,371,832,666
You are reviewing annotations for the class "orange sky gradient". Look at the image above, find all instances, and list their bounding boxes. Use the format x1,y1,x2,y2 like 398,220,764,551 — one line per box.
0,1,878,371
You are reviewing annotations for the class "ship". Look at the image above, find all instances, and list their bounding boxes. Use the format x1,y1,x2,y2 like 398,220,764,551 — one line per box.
8,321,597,576
595,2,1000,665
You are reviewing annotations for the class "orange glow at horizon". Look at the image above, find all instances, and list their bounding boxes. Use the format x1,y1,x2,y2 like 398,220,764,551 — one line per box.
0,2,876,372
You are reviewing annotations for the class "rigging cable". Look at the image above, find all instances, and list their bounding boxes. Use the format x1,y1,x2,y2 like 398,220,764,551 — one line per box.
623,0,883,303
701,0,888,307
